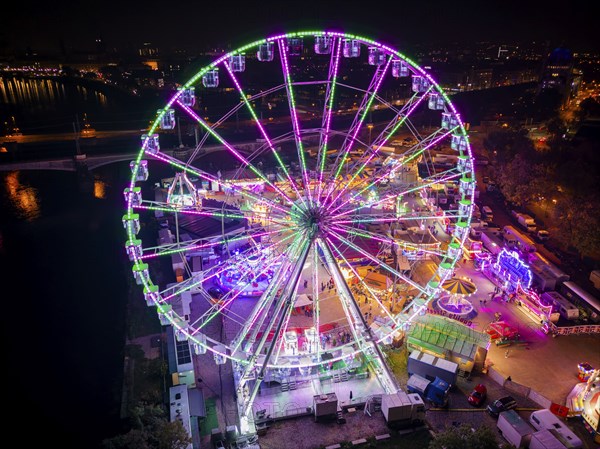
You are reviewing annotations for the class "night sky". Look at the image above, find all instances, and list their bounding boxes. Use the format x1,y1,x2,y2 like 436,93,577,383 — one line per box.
2,0,597,54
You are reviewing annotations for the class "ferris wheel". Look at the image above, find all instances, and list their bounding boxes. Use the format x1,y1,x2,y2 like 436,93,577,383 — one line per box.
124,30,475,433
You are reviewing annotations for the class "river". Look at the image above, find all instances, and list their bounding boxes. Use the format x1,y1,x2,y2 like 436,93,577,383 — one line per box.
0,164,133,448
0,75,144,448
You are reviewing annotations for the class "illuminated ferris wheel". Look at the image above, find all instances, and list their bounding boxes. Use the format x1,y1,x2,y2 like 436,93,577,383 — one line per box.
124,30,475,432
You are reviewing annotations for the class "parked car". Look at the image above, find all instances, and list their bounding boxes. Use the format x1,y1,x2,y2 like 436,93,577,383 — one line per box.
487,395,517,418
467,384,487,407
536,229,550,242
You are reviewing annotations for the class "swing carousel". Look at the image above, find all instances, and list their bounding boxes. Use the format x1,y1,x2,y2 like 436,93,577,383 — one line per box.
436,276,477,318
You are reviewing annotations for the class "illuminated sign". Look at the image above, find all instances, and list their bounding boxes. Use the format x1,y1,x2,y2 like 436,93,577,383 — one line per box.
494,248,532,289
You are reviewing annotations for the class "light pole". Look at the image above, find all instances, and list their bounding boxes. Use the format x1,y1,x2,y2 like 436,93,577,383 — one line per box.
367,123,374,147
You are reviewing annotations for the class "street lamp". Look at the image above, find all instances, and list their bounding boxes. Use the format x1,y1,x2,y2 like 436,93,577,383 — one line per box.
367,123,374,146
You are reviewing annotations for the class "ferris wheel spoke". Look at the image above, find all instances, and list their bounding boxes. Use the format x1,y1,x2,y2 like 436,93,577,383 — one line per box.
343,89,428,182
134,202,245,221
277,39,312,206
139,228,282,261
331,223,448,260
159,232,299,303
176,100,297,207
237,238,312,419
190,251,288,333
230,241,302,355
332,209,465,226
340,124,457,202
150,151,295,218
311,241,321,360
327,229,427,295
327,239,401,327
324,56,392,204
331,168,463,222
328,131,461,218
315,37,342,203
316,239,365,348
223,61,306,204
318,237,400,393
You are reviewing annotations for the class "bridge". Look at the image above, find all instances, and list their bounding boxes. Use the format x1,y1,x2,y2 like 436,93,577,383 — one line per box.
0,141,263,172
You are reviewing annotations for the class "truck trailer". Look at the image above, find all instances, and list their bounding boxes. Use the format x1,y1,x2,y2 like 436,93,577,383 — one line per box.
497,409,534,448
406,373,450,407
407,350,458,386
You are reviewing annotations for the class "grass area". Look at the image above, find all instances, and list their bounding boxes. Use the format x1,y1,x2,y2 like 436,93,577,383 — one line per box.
199,398,218,437
384,346,409,380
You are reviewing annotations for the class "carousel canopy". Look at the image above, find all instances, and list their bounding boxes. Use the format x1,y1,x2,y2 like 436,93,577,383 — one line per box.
441,277,477,296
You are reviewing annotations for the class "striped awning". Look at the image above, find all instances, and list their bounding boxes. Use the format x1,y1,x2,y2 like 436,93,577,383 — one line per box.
440,277,477,296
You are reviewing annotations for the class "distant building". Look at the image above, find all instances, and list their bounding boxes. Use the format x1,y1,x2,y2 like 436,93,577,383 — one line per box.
538,47,580,106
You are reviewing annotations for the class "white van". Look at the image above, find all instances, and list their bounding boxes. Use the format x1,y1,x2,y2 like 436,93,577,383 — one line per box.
482,206,493,222
529,409,582,449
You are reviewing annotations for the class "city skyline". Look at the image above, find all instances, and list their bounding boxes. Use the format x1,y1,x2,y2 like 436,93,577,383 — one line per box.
2,0,598,55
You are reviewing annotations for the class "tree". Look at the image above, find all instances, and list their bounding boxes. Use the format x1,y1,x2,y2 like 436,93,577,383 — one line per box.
103,403,191,449
428,423,502,449
154,420,192,449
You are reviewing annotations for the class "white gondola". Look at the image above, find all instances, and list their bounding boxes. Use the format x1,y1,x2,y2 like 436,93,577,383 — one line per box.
411,75,430,93
447,242,462,259
191,333,207,355
130,160,148,181
167,172,202,208
122,213,140,235
451,134,468,152
257,42,274,61
229,54,246,72
213,344,227,365
458,199,472,217
392,60,410,77
143,284,160,306
142,134,160,155
202,69,219,88
441,112,459,130
428,93,445,110
159,109,176,129
368,47,386,66
132,261,149,285
426,280,439,296
459,176,475,196
123,186,142,206
438,262,453,280
178,87,196,107
457,155,472,173
314,36,332,54
126,239,142,261
343,39,360,58
287,38,303,56
453,221,469,239
157,304,173,326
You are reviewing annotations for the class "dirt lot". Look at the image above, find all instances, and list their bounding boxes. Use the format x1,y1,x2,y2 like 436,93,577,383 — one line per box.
257,409,426,449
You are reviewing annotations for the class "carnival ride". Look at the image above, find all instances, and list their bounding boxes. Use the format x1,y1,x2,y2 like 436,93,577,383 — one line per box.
123,31,475,435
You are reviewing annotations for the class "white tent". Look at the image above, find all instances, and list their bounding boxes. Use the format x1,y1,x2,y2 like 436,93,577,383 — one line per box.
294,294,313,307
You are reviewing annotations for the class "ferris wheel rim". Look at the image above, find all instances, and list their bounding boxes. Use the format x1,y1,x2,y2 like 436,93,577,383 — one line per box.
125,29,475,370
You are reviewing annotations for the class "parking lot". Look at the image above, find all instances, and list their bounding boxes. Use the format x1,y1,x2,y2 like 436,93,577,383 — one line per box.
254,369,598,449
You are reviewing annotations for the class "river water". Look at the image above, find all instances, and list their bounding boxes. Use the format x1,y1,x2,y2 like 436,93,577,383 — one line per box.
0,164,135,448
0,76,145,448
